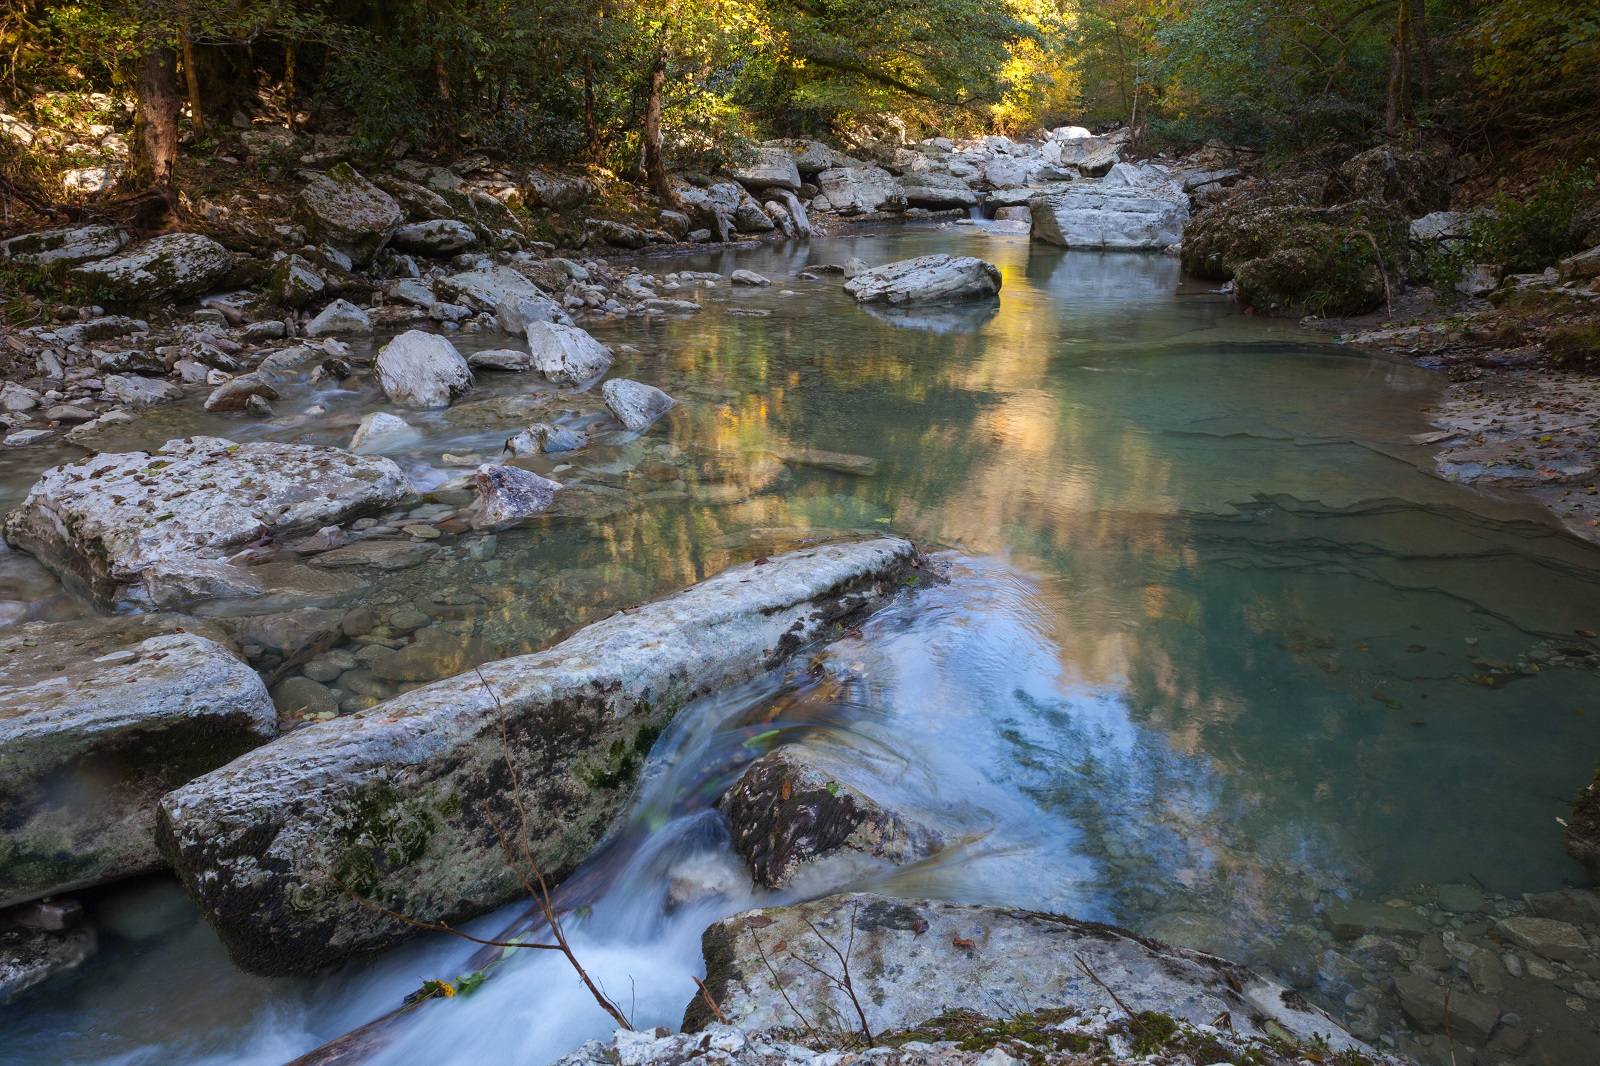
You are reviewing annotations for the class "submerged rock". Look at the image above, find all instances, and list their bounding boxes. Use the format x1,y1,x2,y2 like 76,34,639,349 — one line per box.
603,378,675,431
472,463,561,529
0,926,97,1005
1,437,413,608
526,321,612,384
375,330,473,408
0,615,274,907
349,411,420,453
1029,186,1189,249
843,254,1002,305
720,746,943,888
157,538,919,976
65,233,232,302
684,893,1378,1057
467,349,532,372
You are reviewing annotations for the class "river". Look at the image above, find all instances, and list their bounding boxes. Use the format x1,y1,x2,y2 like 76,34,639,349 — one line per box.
3,223,1598,1065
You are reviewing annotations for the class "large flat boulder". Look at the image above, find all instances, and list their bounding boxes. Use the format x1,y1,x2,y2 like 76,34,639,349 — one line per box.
434,264,551,315
843,254,1002,305
1029,186,1189,249
293,163,402,267
898,171,977,208
815,167,906,214
685,893,1376,1056
0,615,274,907
2,437,414,609
65,233,232,303
762,138,835,174
525,321,611,384
1045,136,1121,176
0,223,129,266
157,538,920,975
730,147,801,193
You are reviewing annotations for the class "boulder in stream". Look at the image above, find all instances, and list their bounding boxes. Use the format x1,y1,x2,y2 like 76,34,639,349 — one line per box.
526,321,612,384
683,892,1379,1057
1,436,414,608
1029,186,1189,250
156,538,920,975
472,463,561,529
843,254,1002,305
293,164,403,268
375,329,473,407
603,378,675,431
720,746,943,888
0,614,274,907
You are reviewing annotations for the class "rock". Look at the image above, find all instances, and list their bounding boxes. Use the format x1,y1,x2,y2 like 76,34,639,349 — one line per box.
349,411,420,453
0,926,96,1004
1051,136,1120,176
375,330,473,408
766,188,811,238
1141,911,1238,957
1494,916,1588,963
391,219,476,255
686,893,1377,1055
1,383,40,412
1324,900,1430,939
467,349,531,372
641,297,703,314
523,169,595,210
1469,949,1505,994
0,615,273,906
1559,245,1600,283
720,747,942,888
673,180,743,242
1410,211,1470,241
305,298,372,336
4,430,53,447
0,224,129,266
65,233,232,303
507,423,587,455
2,437,413,609
308,539,439,571
472,463,561,530
1029,186,1189,249
898,171,978,208
1050,125,1094,141
1435,883,1487,913
293,163,402,267
272,676,338,717
730,147,802,192
272,253,325,308
1102,161,1176,189
93,348,164,375
101,374,181,408
771,447,879,476
1393,974,1500,1040
44,404,96,423
1526,887,1600,930
494,291,571,333
733,190,776,233
204,373,278,412
983,158,1030,189
843,254,1002,305
156,538,919,975
764,138,835,174
233,608,345,672
730,269,770,287
1458,262,1502,295
525,321,612,384
815,167,907,215
368,632,498,683
603,378,675,431
993,206,1031,223
587,218,647,249
435,265,550,315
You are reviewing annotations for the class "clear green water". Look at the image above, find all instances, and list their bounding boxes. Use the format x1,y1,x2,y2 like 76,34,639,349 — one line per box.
3,225,1600,1064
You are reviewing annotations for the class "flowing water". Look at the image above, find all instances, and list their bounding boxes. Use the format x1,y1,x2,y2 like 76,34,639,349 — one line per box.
5,223,1600,1064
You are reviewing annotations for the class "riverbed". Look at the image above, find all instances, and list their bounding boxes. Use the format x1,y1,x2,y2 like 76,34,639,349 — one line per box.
4,223,1599,1065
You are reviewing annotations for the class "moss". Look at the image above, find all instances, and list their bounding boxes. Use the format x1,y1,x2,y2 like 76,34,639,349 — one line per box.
326,779,438,901
0,838,106,901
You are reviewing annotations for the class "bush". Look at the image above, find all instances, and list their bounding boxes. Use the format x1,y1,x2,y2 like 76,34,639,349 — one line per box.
1470,166,1597,274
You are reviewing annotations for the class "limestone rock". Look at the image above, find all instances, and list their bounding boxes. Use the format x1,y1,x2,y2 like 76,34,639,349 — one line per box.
0,224,129,266
1029,186,1189,249
348,412,419,454
730,269,770,287
305,298,372,337
1410,210,1470,242
494,291,571,333
720,746,942,888
1323,900,1430,939
293,164,402,267
435,265,550,315
763,138,834,174
156,538,919,975
898,171,978,208
1393,974,1500,1041
0,926,97,1004
1051,136,1120,176
1,436,413,608
526,321,612,384
1494,915,1588,963
467,349,531,372
603,378,675,431
843,254,1002,305
204,372,278,412
66,233,233,303
473,463,561,530
375,330,473,408
685,893,1378,1057
0,615,273,906
101,374,181,408
730,147,802,193
272,253,325,308
815,167,906,215
391,219,477,255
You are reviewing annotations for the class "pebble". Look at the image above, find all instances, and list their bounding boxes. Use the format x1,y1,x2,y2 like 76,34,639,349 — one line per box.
402,523,441,540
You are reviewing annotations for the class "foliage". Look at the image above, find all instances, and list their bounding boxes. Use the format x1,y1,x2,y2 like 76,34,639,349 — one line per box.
1469,166,1597,273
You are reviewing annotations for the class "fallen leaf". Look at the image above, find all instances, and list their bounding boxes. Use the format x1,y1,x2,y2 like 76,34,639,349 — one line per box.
780,779,792,802
754,557,770,566
952,936,976,951
772,940,787,952
911,918,928,936
746,915,774,928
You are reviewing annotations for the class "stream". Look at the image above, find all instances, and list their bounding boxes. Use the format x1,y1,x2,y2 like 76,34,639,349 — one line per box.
4,223,1600,1065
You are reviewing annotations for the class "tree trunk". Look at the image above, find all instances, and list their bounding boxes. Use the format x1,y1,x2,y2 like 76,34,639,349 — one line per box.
583,59,600,161
284,42,296,132
1384,0,1411,136
433,49,454,150
180,28,204,138
641,54,668,199
1408,0,1431,103
133,46,180,188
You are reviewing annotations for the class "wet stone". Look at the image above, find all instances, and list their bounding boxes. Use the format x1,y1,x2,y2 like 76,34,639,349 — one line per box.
1326,900,1431,940
310,539,440,571
368,632,497,682
1496,916,1589,963
1393,974,1500,1041
271,676,338,717
1436,884,1487,913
